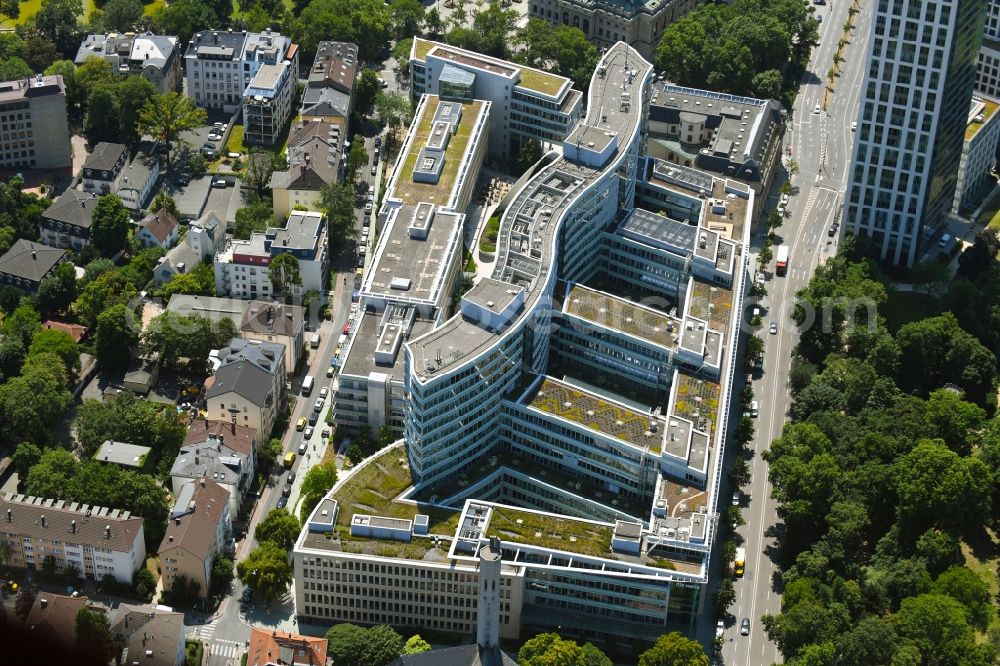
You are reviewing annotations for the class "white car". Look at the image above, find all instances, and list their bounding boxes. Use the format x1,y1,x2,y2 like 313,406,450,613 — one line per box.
320,386,329,399
780,194,789,206
304,425,314,439
716,620,725,639
770,321,778,335
851,121,857,132
813,104,821,114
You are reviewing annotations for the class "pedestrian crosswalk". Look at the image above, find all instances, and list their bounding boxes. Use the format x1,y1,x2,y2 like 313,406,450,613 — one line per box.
187,623,244,662
207,639,243,659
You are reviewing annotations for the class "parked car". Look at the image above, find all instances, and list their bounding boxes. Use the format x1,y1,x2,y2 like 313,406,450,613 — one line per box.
304,425,314,439
314,398,324,412
342,323,350,335
308,411,319,426
732,491,740,506
282,484,291,497
374,136,382,148
276,496,288,508
212,178,228,188
716,620,725,639
326,366,335,378
371,165,377,176
288,471,296,482
364,202,373,214
320,386,329,399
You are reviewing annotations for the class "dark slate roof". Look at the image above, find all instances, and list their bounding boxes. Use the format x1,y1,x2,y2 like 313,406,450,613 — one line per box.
0,493,144,552
0,239,66,284
241,301,305,338
84,142,127,172
205,360,273,405
43,190,100,230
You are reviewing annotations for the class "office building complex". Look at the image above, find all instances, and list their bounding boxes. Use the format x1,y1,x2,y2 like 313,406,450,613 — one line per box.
527,0,699,61
0,493,146,584
954,95,1000,212
298,43,752,646
410,39,582,160
0,75,71,170
844,0,987,266
184,30,298,115
646,85,786,219
76,32,182,93
214,210,329,299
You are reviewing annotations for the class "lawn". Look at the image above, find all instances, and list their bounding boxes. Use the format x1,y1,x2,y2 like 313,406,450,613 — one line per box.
145,556,160,582
961,536,1000,645
2,0,160,27
882,290,941,332
226,125,245,155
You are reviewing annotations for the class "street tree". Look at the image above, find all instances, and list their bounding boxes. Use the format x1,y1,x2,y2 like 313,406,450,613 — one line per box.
713,577,735,615
362,625,404,666
116,75,158,144
254,508,301,551
298,460,338,523
318,181,359,251
136,92,208,159
638,632,709,666
269,252,302,302
375,90,410,152
518,633,611,666
210,557,234,594
346,140,368,184
355,69,382,117
237,541,293,602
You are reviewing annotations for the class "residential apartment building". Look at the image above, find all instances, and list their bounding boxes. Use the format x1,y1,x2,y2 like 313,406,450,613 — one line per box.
844,0,988,266
214,210,328,299
0,240,67,294
302,41,356,127
109,604,186,666
137,208,180,250
270,119,345,218
76,32,182,93
527,0,700,61
410,39,582,161
240,300,306,374
158,478,231,599
0,493,146,584
172,422,256,516
954,95,1000,212
304,43,751,646
154,212,225,286
117,141,161,211
81,142,128,195
0,74,71,170
23,593,103,649
244,62,296,147
205,338,287,450
39,189,99,250
185,30,297,115
247,628,327,666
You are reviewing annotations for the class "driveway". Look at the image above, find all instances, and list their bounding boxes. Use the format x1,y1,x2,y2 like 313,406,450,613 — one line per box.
172,175,213,219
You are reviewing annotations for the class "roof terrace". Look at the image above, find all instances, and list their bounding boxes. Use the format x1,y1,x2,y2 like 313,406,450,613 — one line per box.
564,283,680,348
687,280,732,333
966,96,1000,141
526,377,665,452
671,374,721,440
389,96,486,207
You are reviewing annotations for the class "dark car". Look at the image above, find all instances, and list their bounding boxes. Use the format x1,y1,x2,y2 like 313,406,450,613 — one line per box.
828,224,837,237
288,470,296,482
374,136,382,147
276,496,288,509
308,411,319,426
740,618,750,635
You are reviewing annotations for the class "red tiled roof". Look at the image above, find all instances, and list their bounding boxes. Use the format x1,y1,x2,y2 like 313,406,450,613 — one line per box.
248,628,327,666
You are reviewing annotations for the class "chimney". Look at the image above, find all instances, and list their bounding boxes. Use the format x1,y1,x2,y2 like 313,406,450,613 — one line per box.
71,519,76,533
168,535,173,542
31,250,36,260
105,525,111,539
40,599,48,609
40,515,45,527
6,509,10,521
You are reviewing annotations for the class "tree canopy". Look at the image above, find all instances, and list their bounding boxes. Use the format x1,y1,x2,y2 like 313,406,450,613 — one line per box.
760,246,1000,664
254,508,301,551
236,541,293,602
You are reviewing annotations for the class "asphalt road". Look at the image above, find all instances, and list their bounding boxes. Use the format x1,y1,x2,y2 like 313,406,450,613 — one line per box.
185,131,386,664
719,2,873,664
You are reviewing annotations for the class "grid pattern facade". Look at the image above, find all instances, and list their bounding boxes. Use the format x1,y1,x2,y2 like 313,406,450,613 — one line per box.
844,0,986,266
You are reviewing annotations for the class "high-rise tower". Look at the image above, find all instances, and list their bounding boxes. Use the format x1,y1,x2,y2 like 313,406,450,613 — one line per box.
843,0,987,266
476,536,502,649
